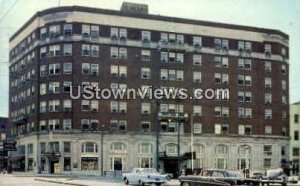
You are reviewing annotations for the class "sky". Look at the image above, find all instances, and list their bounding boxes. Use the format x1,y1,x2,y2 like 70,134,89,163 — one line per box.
0,0,299,117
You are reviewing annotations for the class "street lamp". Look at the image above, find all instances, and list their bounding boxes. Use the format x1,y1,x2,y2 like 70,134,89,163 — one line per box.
100,124,104,177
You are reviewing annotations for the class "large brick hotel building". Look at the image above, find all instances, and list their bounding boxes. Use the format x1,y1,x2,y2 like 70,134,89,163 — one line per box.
8,3,289,175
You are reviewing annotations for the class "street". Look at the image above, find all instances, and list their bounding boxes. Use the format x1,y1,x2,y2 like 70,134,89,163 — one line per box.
0,174,179,186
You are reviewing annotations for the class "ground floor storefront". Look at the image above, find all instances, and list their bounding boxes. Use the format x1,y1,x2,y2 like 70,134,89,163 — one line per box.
9,132,289,176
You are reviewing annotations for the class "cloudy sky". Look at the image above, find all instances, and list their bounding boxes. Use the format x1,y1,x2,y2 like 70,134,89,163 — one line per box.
0,0,299,117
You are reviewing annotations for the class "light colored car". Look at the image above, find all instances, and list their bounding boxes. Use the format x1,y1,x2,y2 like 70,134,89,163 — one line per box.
123,168,168,186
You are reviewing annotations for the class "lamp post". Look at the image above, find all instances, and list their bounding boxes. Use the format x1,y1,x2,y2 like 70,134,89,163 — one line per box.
100,124,104,177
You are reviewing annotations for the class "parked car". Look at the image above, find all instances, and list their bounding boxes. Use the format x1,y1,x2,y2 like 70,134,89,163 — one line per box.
179,169,260,186
123,168,168,186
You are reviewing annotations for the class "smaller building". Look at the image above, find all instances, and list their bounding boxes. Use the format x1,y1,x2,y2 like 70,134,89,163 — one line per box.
290,102,300,175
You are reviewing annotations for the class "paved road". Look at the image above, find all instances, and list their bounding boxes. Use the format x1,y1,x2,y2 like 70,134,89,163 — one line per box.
0,174,179,186
0,175,63,186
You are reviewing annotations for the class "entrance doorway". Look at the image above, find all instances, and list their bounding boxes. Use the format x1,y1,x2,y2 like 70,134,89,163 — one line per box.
164,160,178,178
50,158,59,174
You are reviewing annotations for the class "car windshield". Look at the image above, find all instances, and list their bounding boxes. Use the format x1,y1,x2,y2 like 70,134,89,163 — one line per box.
226,171,243,178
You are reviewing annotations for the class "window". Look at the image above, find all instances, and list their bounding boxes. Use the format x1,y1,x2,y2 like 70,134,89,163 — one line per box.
40,101,47,113
264,159,271,169
119,66,127,77
193,72,201,83
193,55,202,65
82,142,97,154
281,65,286,74
40,27,47,40
82,100,90,111
40,84,46,95
63,119,72,130
63,100,72,112
49,82,60,93
194,123,202,134
63,63,72,74
82,25,90,37
91,100,99,112
295,114,299,123
40,65,47,77
63,82,72,92
82,63,90,75
63,44,72,56
142,31,151,41
91,45,99,57
91,64,99,76
293,148,300,156
264,44,272,55
49,25,60,38
193,105,202,116
193,36,202,47
110,101,118,113
214,38,221,49
91,25,99,38
111,27,118,38
119,28,127,39
214,57,228,68
295,131,299,141
215,73,221,84
265,126,272,134
238,125,252,135
119,120,127,131
282,80,286,91
264,145,272,156
119,48,127,59
27,144,33,154
245,76,252,86
215,124,229,134
49,100,60,112
141,121,151,132
82,44,90,56
141,67,151,79
264,61,272,72
176,53,184,63
161,52,168,62
81,119,90,130
63,24,72,36
49,119,60,130
49,45,60,57
64,157,71,171
238,59,251,70
141,50,150,61
39,120,46,131
110,47,118,58
119,102,127,113
265,109,272,119
49,64,60,75
265,77,272,88
141,103,151,114
264,93,272,104
166,144,177,156
245,92,252,102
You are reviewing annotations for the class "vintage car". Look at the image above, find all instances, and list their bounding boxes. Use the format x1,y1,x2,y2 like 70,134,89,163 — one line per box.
122,168,168,186
179,169,261,186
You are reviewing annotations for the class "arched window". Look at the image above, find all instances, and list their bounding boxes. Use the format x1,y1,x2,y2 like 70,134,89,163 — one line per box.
138,143,153,154
110,142,126,151
166,143,177,156
192,144,205,169
81,142,98,154
215,144,228,155
215,144,228,169
237,145,251,170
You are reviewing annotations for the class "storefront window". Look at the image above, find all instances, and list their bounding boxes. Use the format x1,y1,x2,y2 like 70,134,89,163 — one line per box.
64,157,71,171
81,157,98,170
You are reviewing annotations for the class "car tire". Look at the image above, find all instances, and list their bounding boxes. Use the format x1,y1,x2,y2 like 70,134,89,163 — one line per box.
156,183,162,186
181,182,191,186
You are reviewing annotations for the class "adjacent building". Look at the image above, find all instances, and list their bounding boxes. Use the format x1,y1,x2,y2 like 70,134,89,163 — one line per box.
0,117,9,141
290,102,300,175
8,3,289,175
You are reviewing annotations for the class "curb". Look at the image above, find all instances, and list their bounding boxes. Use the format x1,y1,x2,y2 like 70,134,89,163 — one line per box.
34,178,88,186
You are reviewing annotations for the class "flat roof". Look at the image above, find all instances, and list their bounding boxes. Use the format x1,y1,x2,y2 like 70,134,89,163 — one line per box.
10,5,289,42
